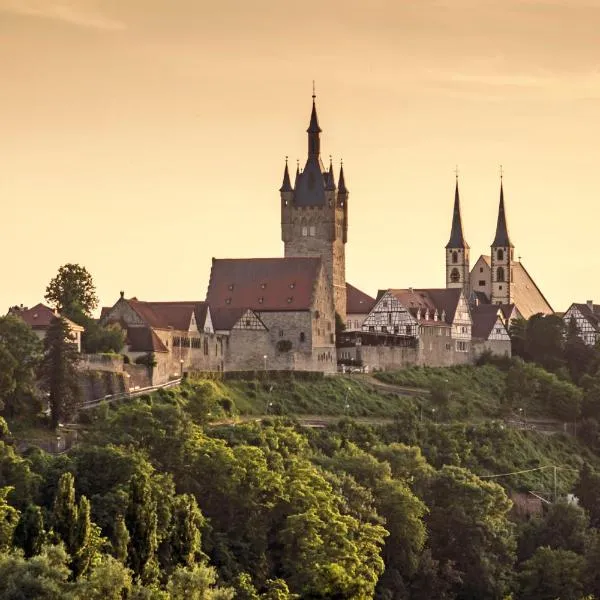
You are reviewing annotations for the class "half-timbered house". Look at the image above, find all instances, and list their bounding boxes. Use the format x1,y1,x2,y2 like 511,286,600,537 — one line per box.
471,304,512,357
562,301,600,346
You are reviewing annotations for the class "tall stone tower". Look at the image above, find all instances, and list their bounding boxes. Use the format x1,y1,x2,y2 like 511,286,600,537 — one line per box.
445,177,470,297
490,178,515,305
281,94,348,319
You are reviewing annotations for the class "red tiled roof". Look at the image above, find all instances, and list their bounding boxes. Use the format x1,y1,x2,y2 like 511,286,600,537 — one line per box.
210,307,247,331
126,327,168,353
346,283,376,314
206,257,321,312
9,303,83,331
386,288,463,324
127,300,209,332
471,305,504,339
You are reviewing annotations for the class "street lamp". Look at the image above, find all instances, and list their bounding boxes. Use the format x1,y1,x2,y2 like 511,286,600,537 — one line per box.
431,407,437,422
180,359,184,377
263,354,268,371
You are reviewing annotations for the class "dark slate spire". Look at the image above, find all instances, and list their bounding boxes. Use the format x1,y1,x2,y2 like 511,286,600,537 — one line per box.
446,177,469,249
307,91,322,158
338,161,348,194
492,179,514,248
279,157,292,192
325,157,336,190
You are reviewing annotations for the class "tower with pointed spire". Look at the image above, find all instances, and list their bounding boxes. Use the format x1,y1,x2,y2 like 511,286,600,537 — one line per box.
490,177,515,305
280,93,348,319
445,176,470,297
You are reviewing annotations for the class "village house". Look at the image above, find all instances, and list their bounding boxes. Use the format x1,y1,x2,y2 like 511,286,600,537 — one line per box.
100,294,224,384
9,303,84,352
470,304,512,358
345,284,376,332
562,301,600,346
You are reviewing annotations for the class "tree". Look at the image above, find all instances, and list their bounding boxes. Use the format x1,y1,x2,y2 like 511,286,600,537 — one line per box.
166,494,204,571
13,504,45,557
75,555,133,600
111,515,129,564
0,315,43,417
45,263,98,320
166,563,234,600
422,465,516,599
81,321,125,354
39,317,81,427
126,473,159,584
573,464,600,528
518,546,586,600
564,317,597,383
0,487,19,551
51,473,78,554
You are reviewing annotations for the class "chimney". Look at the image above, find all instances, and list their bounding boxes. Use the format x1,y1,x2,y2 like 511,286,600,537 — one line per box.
120,291,125,299
587,300,594,311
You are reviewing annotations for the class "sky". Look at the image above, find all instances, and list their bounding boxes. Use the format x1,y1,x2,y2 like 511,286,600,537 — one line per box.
1,0,600,314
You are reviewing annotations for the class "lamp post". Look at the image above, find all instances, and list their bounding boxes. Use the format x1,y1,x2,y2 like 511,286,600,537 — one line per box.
180,359,184,378
263,354,268,372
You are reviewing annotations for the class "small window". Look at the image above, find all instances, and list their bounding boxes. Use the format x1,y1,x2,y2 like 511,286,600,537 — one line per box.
228,284,234,291
279,329,284,337
452,251,458,264
497,266,505,282
309,225,316,236
302,226,308,236
258,297,264,304
499,285,503,290
497,249,504,261
289,282,295,289
450,268,460,283
260,283,266,289
300,332,305,342
225,298,231,304
478,280,486,286
480,267,483,273
287,297,293,303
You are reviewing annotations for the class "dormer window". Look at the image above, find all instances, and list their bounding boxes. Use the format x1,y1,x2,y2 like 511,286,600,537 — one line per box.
287,297,293,303
289,282,295,289
260,283,267,289
258,297,264,304
225,298,231,305
228,284,234,291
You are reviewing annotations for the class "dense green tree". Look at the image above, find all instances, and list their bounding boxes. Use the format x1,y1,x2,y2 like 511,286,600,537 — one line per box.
0,487,18,551
80,318,125,354
565,317,597,383
518,546,586,600
0,315,43,417
0,440,41,509
74,554,133,600
39,317,81,427
422,465,516,599
13,504,45,557
573,463,600,528
167,493,204,570
261,578,296,600
126,473,159,584
111,515,129,564
51,473,78,553
517,501,591,562
45,263,98,320
166,563,234,599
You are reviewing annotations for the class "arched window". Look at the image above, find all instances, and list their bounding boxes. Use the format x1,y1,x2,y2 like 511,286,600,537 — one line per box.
497,266,505,282
452,251,458,264
450,268,460,283
497,249,504,261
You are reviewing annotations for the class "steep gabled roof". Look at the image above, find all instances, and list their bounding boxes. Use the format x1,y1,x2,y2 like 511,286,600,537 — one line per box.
568,303,600,332
10,303,84,332
471,305,504,339
127,300,209,332
206,257,322,312
385,288,463,324
126,327,168,353
346,283,376,315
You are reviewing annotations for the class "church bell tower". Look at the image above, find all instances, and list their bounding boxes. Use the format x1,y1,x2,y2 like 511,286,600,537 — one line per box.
280,93,348,319
490,177,514,305
445,176,470,298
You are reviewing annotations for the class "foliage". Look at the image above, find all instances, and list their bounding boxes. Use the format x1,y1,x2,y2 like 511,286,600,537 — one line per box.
44,263,98,320
135,353,157,368
39,317,81,427
0,315,43,417
81,319,126,355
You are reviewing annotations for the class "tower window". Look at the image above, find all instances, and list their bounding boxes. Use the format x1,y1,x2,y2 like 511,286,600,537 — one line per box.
497,249,504,261
497,266,505,282
309,225,316,236
302,226,308,236
452,251,458,264
450,268,460,283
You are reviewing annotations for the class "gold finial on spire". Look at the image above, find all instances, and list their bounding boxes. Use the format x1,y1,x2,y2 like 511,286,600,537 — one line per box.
499,164,504,179
285,155,288,164
454,165,459,180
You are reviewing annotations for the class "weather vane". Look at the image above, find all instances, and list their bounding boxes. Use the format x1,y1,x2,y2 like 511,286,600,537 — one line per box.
454,165,459,180
312,80,316,99
499,164,504,179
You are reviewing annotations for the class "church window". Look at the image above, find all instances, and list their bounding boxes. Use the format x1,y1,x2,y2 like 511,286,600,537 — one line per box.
479,280,486,286
302,226,308,236
452,251,458,264
497,266,505,282
497,249,504,261
450,268,460,283
279,329,284,337
309,226,316,236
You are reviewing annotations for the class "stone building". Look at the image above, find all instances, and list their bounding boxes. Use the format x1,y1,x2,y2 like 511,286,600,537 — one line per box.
470,304,512,358
206,257,336,373
280,93,348,320
100,294,224,383
9,303,84,352
345,284,376,332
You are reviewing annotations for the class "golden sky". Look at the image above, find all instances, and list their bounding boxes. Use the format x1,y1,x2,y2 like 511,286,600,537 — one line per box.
2,0,600,314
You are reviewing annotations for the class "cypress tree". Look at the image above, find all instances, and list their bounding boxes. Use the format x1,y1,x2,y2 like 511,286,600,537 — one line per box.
112,514,130,564
52,472,78,553
72,495,93,577
39,316,81,427
13,504,45,557
126,473,159,584
168,494,204,570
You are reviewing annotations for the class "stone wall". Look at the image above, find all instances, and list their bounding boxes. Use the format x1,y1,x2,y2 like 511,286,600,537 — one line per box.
78,353,124,373
472,339,512,359
124,364,152,390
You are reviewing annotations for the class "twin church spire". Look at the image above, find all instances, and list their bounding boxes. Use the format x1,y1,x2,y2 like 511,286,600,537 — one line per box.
446,174,515,304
